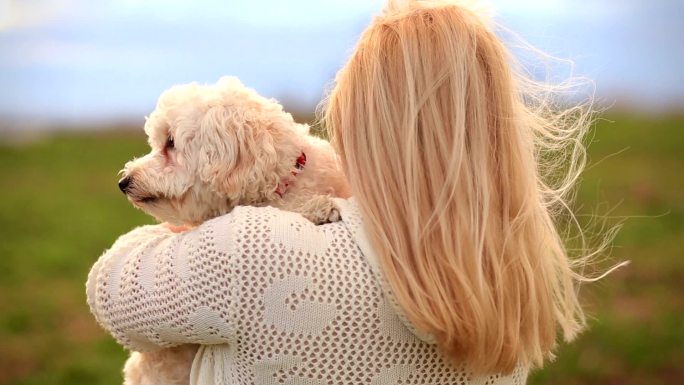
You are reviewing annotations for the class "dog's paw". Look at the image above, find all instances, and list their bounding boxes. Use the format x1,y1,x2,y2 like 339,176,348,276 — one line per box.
292,195,341,225
306,203,340,225
326,205,341,223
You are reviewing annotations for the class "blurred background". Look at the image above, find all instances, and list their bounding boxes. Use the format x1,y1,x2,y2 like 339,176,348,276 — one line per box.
0,0,682,384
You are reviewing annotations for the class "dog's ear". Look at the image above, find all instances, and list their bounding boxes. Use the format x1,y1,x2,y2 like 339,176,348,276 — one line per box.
197,106,282,201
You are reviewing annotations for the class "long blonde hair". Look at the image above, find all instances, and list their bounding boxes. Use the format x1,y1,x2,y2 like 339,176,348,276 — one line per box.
324,0,606,374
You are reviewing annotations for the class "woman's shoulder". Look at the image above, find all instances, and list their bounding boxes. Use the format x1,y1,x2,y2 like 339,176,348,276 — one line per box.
195,199,375,265
199,199,439,344
196,201,357,254
334,197,438,344
203,200,360,232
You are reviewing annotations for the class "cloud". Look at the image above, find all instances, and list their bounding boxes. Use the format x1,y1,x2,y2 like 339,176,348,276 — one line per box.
0,0,80,31
490,0,637,20
1,39,168,70
0,0,383,31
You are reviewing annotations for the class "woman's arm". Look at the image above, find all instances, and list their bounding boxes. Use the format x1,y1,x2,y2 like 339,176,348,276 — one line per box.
86,216,238,352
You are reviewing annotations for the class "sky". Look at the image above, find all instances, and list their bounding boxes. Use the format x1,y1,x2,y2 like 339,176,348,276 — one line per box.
1,0,683,130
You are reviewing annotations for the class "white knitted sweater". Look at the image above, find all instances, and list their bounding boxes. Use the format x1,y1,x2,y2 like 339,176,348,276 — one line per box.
87,198,528,385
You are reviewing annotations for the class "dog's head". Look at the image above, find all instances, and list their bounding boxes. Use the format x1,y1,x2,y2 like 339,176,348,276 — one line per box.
119,77,306,225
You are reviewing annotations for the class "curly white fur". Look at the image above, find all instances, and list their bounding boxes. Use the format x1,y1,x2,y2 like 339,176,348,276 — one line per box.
119,77,349,385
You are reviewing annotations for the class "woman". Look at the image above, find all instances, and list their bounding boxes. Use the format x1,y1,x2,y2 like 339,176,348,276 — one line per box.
87,1,598,383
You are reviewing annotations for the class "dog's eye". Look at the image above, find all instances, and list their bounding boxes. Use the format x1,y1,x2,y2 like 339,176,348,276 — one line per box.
166,136,174,150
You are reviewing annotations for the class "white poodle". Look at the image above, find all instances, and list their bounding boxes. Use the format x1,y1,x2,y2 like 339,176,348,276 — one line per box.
117,77,350,385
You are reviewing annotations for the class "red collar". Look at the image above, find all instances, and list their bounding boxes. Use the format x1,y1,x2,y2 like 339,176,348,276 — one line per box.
275,152,306,198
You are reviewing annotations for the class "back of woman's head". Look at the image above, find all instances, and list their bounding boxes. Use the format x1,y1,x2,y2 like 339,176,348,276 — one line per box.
324,0,598,374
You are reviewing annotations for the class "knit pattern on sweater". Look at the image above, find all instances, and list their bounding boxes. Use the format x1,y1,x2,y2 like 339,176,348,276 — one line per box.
87,198,528,385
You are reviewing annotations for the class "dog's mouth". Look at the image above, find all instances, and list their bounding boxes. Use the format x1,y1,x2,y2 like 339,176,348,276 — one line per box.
128,194,161,206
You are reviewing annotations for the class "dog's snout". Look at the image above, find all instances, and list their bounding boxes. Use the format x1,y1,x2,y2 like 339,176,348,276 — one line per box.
118,176,131,193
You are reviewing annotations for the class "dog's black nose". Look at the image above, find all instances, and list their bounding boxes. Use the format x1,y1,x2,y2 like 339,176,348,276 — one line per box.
118,176,131,193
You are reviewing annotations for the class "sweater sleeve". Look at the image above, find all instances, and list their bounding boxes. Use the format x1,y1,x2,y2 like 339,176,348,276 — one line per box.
86,215,239,352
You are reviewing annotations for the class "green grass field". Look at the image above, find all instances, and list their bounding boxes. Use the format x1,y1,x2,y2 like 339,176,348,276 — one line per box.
0,113,682,384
